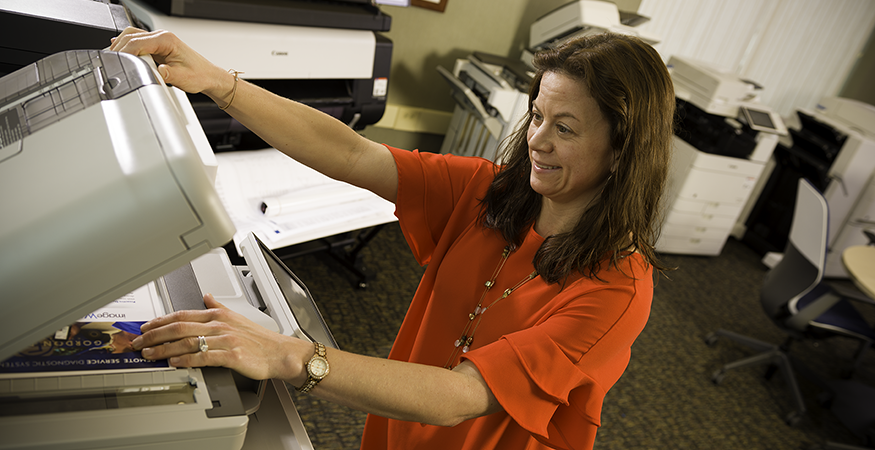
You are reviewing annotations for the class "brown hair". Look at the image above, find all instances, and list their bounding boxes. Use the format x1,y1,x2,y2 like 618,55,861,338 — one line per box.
480,32,675,284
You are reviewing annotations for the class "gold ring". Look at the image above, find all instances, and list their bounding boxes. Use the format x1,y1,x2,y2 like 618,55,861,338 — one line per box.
197,335,208,353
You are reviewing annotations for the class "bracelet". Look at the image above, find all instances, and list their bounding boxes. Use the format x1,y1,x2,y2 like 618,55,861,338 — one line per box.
219,69,243,111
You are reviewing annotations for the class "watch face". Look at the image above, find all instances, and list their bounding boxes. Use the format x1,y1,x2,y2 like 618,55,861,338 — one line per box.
309,356,329,378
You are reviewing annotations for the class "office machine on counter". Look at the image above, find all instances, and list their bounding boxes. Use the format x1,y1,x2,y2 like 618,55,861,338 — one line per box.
122,0,393,150
656,56,787,256
439,0,656,161
528,0,660,50
0,47,335,449
437,52,532,160
743,97,875,278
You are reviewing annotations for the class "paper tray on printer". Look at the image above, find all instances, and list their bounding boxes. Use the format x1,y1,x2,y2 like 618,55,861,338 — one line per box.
0,379,197,417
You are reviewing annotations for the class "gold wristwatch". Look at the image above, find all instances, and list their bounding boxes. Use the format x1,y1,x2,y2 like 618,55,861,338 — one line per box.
297,342,329,394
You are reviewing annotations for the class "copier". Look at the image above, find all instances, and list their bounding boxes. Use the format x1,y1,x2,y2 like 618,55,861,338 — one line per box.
656,56,787,256
437,52,532,161
438,0,657,162
743,97,875,278
0,44,336,450
528,0,660,51
122,0,393,150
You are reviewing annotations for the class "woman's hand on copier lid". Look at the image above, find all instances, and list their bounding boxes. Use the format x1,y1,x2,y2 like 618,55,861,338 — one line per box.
131,294,306,382
109,27,235,103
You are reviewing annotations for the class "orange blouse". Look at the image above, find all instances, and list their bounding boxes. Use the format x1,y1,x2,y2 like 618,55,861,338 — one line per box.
359,148,653,450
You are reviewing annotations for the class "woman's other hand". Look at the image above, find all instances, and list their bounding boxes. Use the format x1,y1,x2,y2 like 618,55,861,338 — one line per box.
132,293,306,384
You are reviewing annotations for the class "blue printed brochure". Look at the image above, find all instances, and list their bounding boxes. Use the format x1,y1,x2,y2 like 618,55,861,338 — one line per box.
0,283,171,376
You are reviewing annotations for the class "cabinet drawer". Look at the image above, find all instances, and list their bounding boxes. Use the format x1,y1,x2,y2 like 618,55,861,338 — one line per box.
661,222,729,240
675,169,757,205
656,234,726,256
664,209,737,228
691,151,763,177
671,198,744,217
674,137,763,177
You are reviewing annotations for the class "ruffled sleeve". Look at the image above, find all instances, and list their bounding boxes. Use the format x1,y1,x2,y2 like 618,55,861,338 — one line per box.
463,255,653,449
386,146,496,266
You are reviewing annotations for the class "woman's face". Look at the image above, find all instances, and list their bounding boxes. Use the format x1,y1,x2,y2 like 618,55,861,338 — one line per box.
527,71,614,213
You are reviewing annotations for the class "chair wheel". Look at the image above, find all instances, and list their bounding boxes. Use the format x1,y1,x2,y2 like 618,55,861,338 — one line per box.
711,369,726,385
785,411,803,426
704,333,719,346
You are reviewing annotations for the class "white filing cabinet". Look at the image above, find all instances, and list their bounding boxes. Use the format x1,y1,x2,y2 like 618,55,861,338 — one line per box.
657,137,765,255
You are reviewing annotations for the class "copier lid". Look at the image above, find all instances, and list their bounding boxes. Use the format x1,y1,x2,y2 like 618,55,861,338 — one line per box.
0,50,235,362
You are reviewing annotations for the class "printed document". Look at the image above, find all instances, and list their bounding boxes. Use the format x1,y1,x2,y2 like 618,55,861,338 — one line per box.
215,148,397,252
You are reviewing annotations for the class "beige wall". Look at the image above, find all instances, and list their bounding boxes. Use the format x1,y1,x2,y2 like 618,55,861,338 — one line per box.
840,28,875,107
377,0,641,112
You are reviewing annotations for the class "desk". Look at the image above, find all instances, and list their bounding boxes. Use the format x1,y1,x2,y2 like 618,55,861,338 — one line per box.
215,148,398,287
842,245,875,300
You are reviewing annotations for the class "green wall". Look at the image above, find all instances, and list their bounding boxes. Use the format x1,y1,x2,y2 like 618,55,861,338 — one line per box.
840,27,875,107
377,0,641,113
376,0,872,114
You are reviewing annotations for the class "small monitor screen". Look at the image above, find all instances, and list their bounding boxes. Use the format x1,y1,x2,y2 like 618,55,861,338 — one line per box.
256,237,337,349
742,107,777,132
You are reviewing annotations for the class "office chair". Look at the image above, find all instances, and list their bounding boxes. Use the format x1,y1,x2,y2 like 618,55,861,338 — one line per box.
706,178,875,426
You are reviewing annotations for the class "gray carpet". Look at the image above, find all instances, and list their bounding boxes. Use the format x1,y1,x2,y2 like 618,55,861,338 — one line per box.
282,222,874,449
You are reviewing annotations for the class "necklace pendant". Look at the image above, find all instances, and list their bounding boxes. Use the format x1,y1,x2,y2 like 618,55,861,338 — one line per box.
484,280,493,288
462,336,473,353
468,312,475,320
475,306,482,315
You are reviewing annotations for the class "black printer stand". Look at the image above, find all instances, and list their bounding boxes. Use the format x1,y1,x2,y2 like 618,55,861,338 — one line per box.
225,225,385,289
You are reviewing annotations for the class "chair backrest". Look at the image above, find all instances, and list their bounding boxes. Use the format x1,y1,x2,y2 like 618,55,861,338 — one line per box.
760,178,829,320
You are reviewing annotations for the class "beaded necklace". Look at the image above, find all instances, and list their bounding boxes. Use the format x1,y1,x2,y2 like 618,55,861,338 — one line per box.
444,246,538,369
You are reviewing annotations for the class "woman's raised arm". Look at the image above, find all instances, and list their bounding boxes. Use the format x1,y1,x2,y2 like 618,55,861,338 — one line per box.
110,27,398,202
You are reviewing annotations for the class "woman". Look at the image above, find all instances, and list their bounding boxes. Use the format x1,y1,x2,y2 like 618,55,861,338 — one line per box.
111,29,674,450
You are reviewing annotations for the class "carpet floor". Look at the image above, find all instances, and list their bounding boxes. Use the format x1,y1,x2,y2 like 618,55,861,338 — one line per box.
281,222,874,449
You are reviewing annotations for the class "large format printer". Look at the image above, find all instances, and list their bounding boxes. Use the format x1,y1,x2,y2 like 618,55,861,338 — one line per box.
122,0,393,150
0,0,132,77
0,40,336,450
656,56,787,256
438,0,656,161
743,97,875,278
0,0,393,152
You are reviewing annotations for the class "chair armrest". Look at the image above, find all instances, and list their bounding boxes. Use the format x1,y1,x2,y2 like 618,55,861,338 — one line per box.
786,290,842,331
828,280,875,306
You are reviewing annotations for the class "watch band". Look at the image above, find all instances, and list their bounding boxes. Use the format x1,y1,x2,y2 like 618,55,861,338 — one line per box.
297,342,329,394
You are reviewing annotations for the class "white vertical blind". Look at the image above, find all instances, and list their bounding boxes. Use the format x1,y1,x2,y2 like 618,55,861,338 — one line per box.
637,0,875,117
